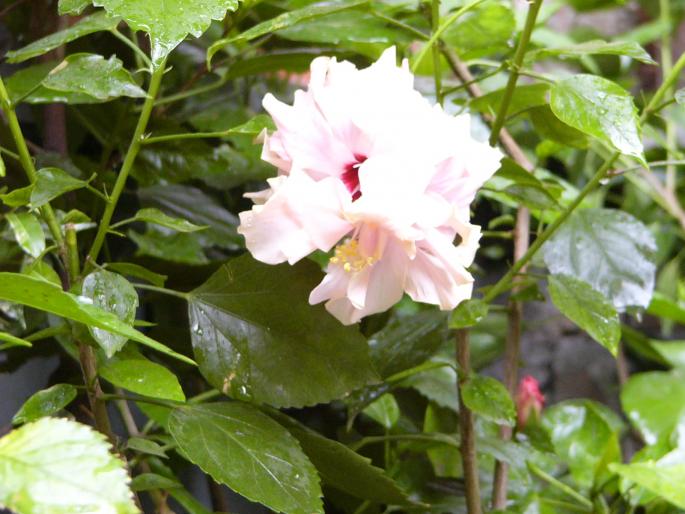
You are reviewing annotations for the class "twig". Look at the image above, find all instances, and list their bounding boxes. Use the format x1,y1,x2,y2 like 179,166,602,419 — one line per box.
78,343,116,444
456,329,482,514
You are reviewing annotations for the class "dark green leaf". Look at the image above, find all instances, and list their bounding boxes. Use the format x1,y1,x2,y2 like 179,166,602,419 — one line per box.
128,228,209,265
12,384,78,425
277,12,403,45
138,184,242,249
130,208,208,233
363,393,400,429
93,0,240,65
31,167,87,207
468,83,550,117
126,437,168,458
621,371,685,446
462,374,515,426
187,255,378,408
270,410,411,505
368,309,448,378
550,74,644,160
528,106,589,149
169,403,323,514
106,262,167,287
6,212,45,258
652,340,685,370
81,270,139,357
6,13,119,63
6,61,104,104
449,299,488,329
0,272,193,364
442,3,515,60
489,157,562,210
647,292,685,324
0,418,138,514
100,347,185,402
0,186,32,207
43,54,146,101
548,274,621,355
207,0,368,64
542,208,656,311
402,359,457,411
131,473,181,492
528,40,656,65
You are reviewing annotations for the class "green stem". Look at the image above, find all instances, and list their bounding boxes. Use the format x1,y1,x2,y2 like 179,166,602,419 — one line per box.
370,10,429,41
349,433,459,452
188,389,221,404
0,77,64,248
528,462,593,510
110,29,152,70
24,324,70,342
431,0,443,106
483,154,618,303
101,392,182,409
86,60,167,271
154,76,229,106
65,224,80,282
659,0,676,192
488,0,544,146
642,50,685,119
142,129,233,145
0,145,20,160
132,282,190,301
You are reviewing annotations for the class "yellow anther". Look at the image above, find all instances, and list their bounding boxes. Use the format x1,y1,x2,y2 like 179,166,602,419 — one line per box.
330,239,377,273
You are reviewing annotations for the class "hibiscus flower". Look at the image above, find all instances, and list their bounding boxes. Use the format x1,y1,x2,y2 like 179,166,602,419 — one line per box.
238,47,502,325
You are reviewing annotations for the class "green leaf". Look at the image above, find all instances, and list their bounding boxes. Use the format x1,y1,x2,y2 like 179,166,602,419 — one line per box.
207,0,368,65
43,54,146,101
269,409,411,505
6,62,101,104
542,208,656,311
187,255,378,408
652,340,685,370
6,13,119,63
0,331,33,350
58,0,92,15
276,11,403,45
6,212,46,258
137,184,240,249
130,473,181,492
550,74,644,161
621,371,685,446
610,462,685,510
169,403,323,514
100,347,185,402
647,292,685,325
542,400,621,489
130,208,207,233
106,262,167,287
449,299,489,329
528,106,589,149
528,40,656,65
31,167,87,207
468,83,550,117
0,272,194,365
402,358,458,411
93,0,240,65
488,157,562,210
0,186,32,207
368,310,448,378
363,394,400,429
128,228,209,265
12,384,78,425
0,417,138,514
442,2,515,60
548,274,621,355
462,374,516,426
227,114,276,136
126,437,168,458
82,270,139,357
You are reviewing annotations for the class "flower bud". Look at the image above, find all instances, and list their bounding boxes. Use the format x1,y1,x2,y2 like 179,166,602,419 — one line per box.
516,375,545,429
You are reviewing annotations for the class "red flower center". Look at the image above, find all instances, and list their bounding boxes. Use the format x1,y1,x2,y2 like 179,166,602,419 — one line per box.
341,155,367,201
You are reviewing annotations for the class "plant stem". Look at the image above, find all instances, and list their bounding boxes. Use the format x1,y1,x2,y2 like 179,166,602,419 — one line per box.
349,433,459,452
65,224,80,282
431,0,443,106
142,129,234,145
488,0,544,146
132,283,190,301
456,329,482,514
86,59,167,271
528,462,593,509
79,343,116,443
0,78,64,249
110,29,153,70
659,0,676,193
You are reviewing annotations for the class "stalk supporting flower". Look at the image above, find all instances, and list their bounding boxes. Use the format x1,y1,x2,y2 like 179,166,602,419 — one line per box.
238,47,502,324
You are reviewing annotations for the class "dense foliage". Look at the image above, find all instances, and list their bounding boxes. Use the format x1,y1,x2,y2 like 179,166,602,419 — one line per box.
0,0,684,513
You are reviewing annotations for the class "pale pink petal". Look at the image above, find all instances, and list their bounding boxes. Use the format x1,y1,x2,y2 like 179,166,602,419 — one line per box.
238,173,352,265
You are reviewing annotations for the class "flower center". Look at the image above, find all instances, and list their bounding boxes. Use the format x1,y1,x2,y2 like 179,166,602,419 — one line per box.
341,155,367,201
329,238,376,273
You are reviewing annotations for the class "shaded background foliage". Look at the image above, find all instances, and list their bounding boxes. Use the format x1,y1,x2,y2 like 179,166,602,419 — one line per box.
1,0,685,513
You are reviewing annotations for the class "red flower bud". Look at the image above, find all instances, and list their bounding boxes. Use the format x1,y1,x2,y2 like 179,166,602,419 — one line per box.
516,375,545,429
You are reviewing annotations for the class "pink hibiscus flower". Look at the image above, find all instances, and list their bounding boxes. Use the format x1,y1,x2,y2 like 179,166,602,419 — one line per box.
238,47,502,325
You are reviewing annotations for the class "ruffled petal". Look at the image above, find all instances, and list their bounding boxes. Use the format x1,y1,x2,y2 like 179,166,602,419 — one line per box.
238,173,353,265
